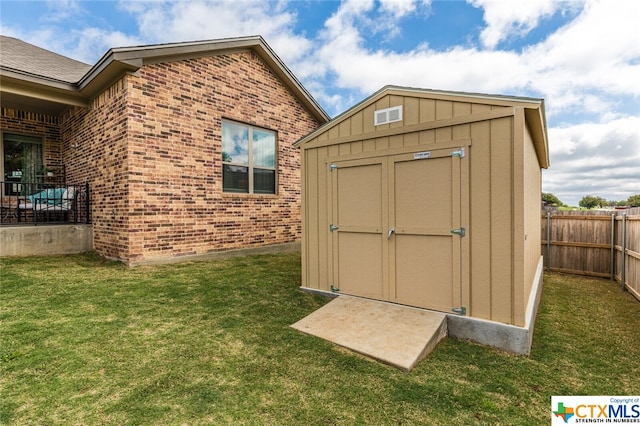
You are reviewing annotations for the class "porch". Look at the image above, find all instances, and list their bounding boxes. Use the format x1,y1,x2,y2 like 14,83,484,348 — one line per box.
1,181,90,226
0,181,93,257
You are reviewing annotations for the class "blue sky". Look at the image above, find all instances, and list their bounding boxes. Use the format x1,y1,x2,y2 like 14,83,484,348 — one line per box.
1,0,638,206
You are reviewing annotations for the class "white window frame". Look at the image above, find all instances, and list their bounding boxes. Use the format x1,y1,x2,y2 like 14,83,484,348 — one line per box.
221,120,277,195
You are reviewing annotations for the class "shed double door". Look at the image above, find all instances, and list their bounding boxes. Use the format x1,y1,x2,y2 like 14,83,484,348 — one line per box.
329,147,465,313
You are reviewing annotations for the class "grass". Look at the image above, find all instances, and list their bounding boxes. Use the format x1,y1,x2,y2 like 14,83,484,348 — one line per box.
1,252,639,425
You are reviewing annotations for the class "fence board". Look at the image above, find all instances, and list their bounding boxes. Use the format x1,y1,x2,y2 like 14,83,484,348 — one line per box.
542,207,639,301
624,209,640,300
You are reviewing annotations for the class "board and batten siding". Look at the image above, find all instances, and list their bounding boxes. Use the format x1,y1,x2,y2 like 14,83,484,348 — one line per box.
300,89,545,327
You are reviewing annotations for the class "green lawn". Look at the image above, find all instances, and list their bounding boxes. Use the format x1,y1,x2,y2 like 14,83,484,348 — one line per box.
1,252,638,425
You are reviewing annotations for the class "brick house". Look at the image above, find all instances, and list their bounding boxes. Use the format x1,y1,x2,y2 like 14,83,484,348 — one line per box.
0,35,329,264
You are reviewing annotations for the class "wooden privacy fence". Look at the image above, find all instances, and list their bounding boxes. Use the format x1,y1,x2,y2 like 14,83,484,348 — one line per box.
541,207,640,301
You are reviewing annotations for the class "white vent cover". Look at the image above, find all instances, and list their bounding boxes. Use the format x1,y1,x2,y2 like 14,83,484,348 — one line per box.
374,105,403,126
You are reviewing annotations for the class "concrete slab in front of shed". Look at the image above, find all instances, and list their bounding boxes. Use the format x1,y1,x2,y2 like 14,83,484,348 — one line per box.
291,295,447,372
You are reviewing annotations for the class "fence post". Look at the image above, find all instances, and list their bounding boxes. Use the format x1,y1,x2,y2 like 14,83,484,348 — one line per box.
546,211,551,271
621,213,627,291
610,213,616,281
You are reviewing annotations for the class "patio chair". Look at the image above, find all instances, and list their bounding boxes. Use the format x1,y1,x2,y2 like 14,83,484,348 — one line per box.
18,186,78,223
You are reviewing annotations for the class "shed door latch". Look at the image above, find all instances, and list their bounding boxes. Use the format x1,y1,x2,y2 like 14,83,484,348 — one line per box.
451,227,466,237
329,224,339,232
329,163,339,171
450,148,466,158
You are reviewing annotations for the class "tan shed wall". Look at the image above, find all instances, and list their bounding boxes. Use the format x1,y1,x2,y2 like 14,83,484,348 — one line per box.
469,115,515,324
301,92,545,326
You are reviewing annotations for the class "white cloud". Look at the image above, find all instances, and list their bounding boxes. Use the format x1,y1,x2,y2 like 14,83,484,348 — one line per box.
305,0,639,124
468,0,568,49
69,28,143,62
310,0,537,96
43,0,85,23
523,0,640,114
118,0,312,65
378,0,428,18
544,116,640,205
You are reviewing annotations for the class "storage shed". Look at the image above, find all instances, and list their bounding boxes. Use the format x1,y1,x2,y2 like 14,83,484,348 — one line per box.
295,86,549,354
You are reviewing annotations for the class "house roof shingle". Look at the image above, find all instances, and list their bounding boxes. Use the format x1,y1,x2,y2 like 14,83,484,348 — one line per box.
0,35,91,83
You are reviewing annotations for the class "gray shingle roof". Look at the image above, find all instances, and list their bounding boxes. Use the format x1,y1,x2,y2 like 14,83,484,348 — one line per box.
0,35,91,83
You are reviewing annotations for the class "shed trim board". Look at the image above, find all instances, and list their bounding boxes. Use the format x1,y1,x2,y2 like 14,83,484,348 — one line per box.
324,138,471,163
298,85,548,343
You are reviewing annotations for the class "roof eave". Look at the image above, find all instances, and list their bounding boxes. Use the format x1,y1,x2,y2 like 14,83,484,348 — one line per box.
524,102,550,169
0,71,88,110
77,54,141,95
0,66,79,92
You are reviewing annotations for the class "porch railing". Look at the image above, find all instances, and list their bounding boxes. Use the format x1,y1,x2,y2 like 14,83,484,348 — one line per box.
0,181,90,225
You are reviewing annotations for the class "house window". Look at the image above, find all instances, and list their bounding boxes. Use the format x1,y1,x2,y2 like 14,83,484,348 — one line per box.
2,133,43,194
222,120,277,194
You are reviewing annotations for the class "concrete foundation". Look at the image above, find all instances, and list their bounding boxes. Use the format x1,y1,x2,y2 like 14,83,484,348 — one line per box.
447,257,544,355
0,224,93,257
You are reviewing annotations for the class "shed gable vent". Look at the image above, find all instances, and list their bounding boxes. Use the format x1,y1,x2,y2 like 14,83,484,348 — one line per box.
374,105,403,126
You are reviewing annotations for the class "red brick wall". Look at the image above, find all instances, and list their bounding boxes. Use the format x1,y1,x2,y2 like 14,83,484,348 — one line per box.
59,50,321,263
61,78,130,259
124,51,321,263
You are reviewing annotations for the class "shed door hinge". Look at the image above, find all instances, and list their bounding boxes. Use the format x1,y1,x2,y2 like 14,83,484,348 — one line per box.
452,306,466,315
329,224,339,232
329,163,339,171
451,148,466,158
451,227,466,237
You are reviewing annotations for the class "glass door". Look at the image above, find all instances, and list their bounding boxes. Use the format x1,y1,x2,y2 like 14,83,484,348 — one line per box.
2,133,43,195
